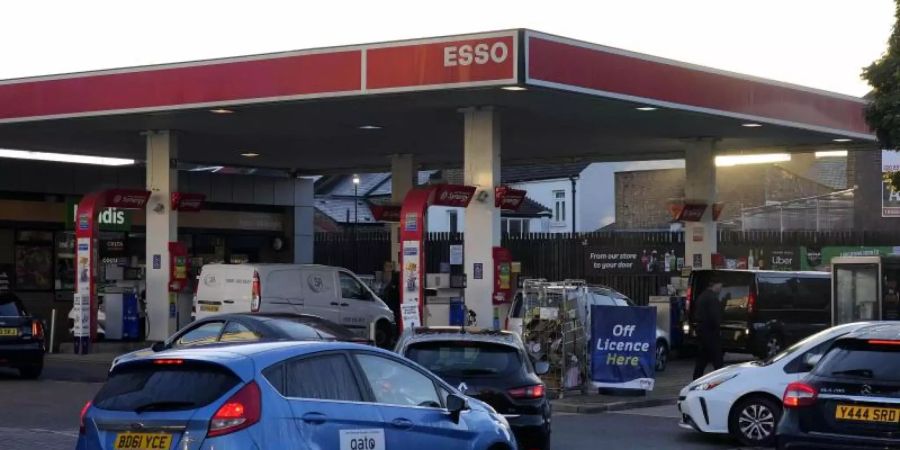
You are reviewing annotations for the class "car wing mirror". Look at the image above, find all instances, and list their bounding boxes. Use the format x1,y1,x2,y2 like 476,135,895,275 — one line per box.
151,341,166,352
534,361,551,376
446,393,468,424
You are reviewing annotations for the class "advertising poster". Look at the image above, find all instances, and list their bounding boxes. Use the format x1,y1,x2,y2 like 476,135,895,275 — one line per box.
883,149,900,217
591,305,656,391
716,245,800,271
76,237,91,298
401,240,421,329
585,246,683,276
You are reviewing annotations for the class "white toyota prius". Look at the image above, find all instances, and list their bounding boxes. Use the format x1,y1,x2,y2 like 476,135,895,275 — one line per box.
677,321,893,447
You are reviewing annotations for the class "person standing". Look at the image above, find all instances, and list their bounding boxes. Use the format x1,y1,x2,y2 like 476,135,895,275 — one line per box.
693,278,724,379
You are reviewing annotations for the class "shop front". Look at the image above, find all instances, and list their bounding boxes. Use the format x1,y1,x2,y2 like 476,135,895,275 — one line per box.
0,195,293,347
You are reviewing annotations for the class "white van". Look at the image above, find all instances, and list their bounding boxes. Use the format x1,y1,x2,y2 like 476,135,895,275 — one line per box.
194,264,396,347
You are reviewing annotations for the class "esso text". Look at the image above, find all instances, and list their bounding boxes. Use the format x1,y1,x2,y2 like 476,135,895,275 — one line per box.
443,42,509,67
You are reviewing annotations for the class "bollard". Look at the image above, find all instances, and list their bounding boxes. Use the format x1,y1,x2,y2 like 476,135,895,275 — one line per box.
48,309,56,354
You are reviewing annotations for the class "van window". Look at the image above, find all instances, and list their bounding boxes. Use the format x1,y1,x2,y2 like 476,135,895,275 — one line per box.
757,276,795,310
695,272,753,321
265,270,302,299
340,273,371,301
795,277,830,311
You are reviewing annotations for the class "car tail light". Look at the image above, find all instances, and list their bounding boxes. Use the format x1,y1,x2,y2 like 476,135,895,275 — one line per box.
783,382,817,408
508,384,545,399
31,321,44,340
685,286,693,313
79,401,91,434
208,381,261,437
747,289,757,315
153,359,184,365
868,339,900,346
251,271,261,312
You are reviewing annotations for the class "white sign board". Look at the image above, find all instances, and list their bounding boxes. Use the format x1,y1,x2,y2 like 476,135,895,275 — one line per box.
883,150,900,217
449,244,463,265
73,293,89,338
401,240,422,329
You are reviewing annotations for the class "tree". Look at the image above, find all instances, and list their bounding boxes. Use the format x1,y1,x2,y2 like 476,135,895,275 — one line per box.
863,0,900,189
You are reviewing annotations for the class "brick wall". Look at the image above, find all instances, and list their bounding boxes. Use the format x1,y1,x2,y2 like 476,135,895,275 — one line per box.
614,164,836,230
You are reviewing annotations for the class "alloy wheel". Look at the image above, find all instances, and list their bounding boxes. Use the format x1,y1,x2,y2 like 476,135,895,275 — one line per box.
737,403,776,442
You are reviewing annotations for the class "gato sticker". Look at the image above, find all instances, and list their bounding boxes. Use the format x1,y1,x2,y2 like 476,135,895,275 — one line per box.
339,429,384,450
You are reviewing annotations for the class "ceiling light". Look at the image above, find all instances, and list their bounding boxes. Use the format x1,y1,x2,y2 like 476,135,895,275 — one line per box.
352,174,361,185
240,152,260,158
832,138,852,143
0,149,134,166
815,150,848,158
358,125,382,130
741,123,763,128
715,153,790,167
501,86,528,91
209,108,234,114
636,106,658,111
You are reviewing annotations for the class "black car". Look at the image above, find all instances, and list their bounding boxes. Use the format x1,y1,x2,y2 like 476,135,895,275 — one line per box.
396,327,552,450
777,322,900,449
0,292,45,379
112,313,364,368
686,269,831,358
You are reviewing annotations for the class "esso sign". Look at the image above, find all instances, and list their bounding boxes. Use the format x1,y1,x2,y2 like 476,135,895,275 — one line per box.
444,42,509,67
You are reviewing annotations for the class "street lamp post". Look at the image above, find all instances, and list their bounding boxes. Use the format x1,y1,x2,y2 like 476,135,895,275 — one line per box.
352,174,360,271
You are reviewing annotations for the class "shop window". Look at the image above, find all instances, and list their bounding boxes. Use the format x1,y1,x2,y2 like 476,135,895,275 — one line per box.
15,230,54,291
55,232,76,291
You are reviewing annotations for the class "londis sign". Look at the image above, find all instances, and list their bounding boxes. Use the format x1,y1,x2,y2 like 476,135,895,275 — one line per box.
66,199,131,232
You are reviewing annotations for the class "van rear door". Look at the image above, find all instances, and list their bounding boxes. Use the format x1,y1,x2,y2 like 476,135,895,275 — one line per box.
195,266,254,319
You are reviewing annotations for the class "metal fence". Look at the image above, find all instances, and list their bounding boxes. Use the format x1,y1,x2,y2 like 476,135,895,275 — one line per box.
314,230,900,305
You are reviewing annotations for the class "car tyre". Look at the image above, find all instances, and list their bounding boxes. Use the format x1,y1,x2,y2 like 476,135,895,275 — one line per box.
374,320,394,349
729,395,781,447
655,339,669,372
19,363,43,380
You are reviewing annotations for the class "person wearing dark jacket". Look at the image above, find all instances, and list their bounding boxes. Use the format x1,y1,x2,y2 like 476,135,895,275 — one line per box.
693,278,724,379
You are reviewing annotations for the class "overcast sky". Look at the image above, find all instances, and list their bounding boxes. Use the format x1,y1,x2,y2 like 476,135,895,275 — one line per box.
1,0,894,97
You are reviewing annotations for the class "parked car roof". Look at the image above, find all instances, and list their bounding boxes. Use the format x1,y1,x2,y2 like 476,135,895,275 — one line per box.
398,327,523,348
840,322,900,341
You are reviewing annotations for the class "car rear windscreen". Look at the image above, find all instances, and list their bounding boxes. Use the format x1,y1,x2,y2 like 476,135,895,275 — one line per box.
406,341,523,378
814,340,900,382
0,296,24,317
93,361,240,412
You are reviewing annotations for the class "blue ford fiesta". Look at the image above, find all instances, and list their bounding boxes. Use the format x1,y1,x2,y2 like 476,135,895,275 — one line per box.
76,341,517,450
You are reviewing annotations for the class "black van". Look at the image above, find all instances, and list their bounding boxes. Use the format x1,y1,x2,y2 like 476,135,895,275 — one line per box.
686,270,831,359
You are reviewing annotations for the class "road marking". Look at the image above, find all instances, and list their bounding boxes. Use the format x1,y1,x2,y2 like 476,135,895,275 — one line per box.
612,405,682,419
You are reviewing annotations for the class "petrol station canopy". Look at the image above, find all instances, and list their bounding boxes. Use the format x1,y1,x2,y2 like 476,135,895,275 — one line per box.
0,29,875,173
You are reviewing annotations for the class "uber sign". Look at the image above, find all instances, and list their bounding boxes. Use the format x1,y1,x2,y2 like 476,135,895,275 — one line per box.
443,42,509,67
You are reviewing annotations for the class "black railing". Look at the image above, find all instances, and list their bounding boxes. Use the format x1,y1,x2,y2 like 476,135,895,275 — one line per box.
314,230,900,304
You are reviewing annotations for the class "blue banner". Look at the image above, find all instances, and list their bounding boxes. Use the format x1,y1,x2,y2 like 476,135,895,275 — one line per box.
590,305,656,390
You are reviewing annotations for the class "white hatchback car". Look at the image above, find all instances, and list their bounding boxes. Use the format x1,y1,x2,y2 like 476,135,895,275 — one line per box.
677,321,893,447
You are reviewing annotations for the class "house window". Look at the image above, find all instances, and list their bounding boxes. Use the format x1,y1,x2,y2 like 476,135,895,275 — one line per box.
448,210,458,233
501,218,531,236
553,190,566,225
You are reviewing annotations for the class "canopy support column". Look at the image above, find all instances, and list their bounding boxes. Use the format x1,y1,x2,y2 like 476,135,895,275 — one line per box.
145,130,179,341
684,138,718,269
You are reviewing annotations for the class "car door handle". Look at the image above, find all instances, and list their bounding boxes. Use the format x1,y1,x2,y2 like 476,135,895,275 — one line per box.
330,302,340,306
301,412,328,424
391,418,414,429
340,303,349,307
223,300,235,304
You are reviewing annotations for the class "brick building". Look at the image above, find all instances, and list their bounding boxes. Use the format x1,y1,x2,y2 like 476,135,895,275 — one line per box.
612,154,844,230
